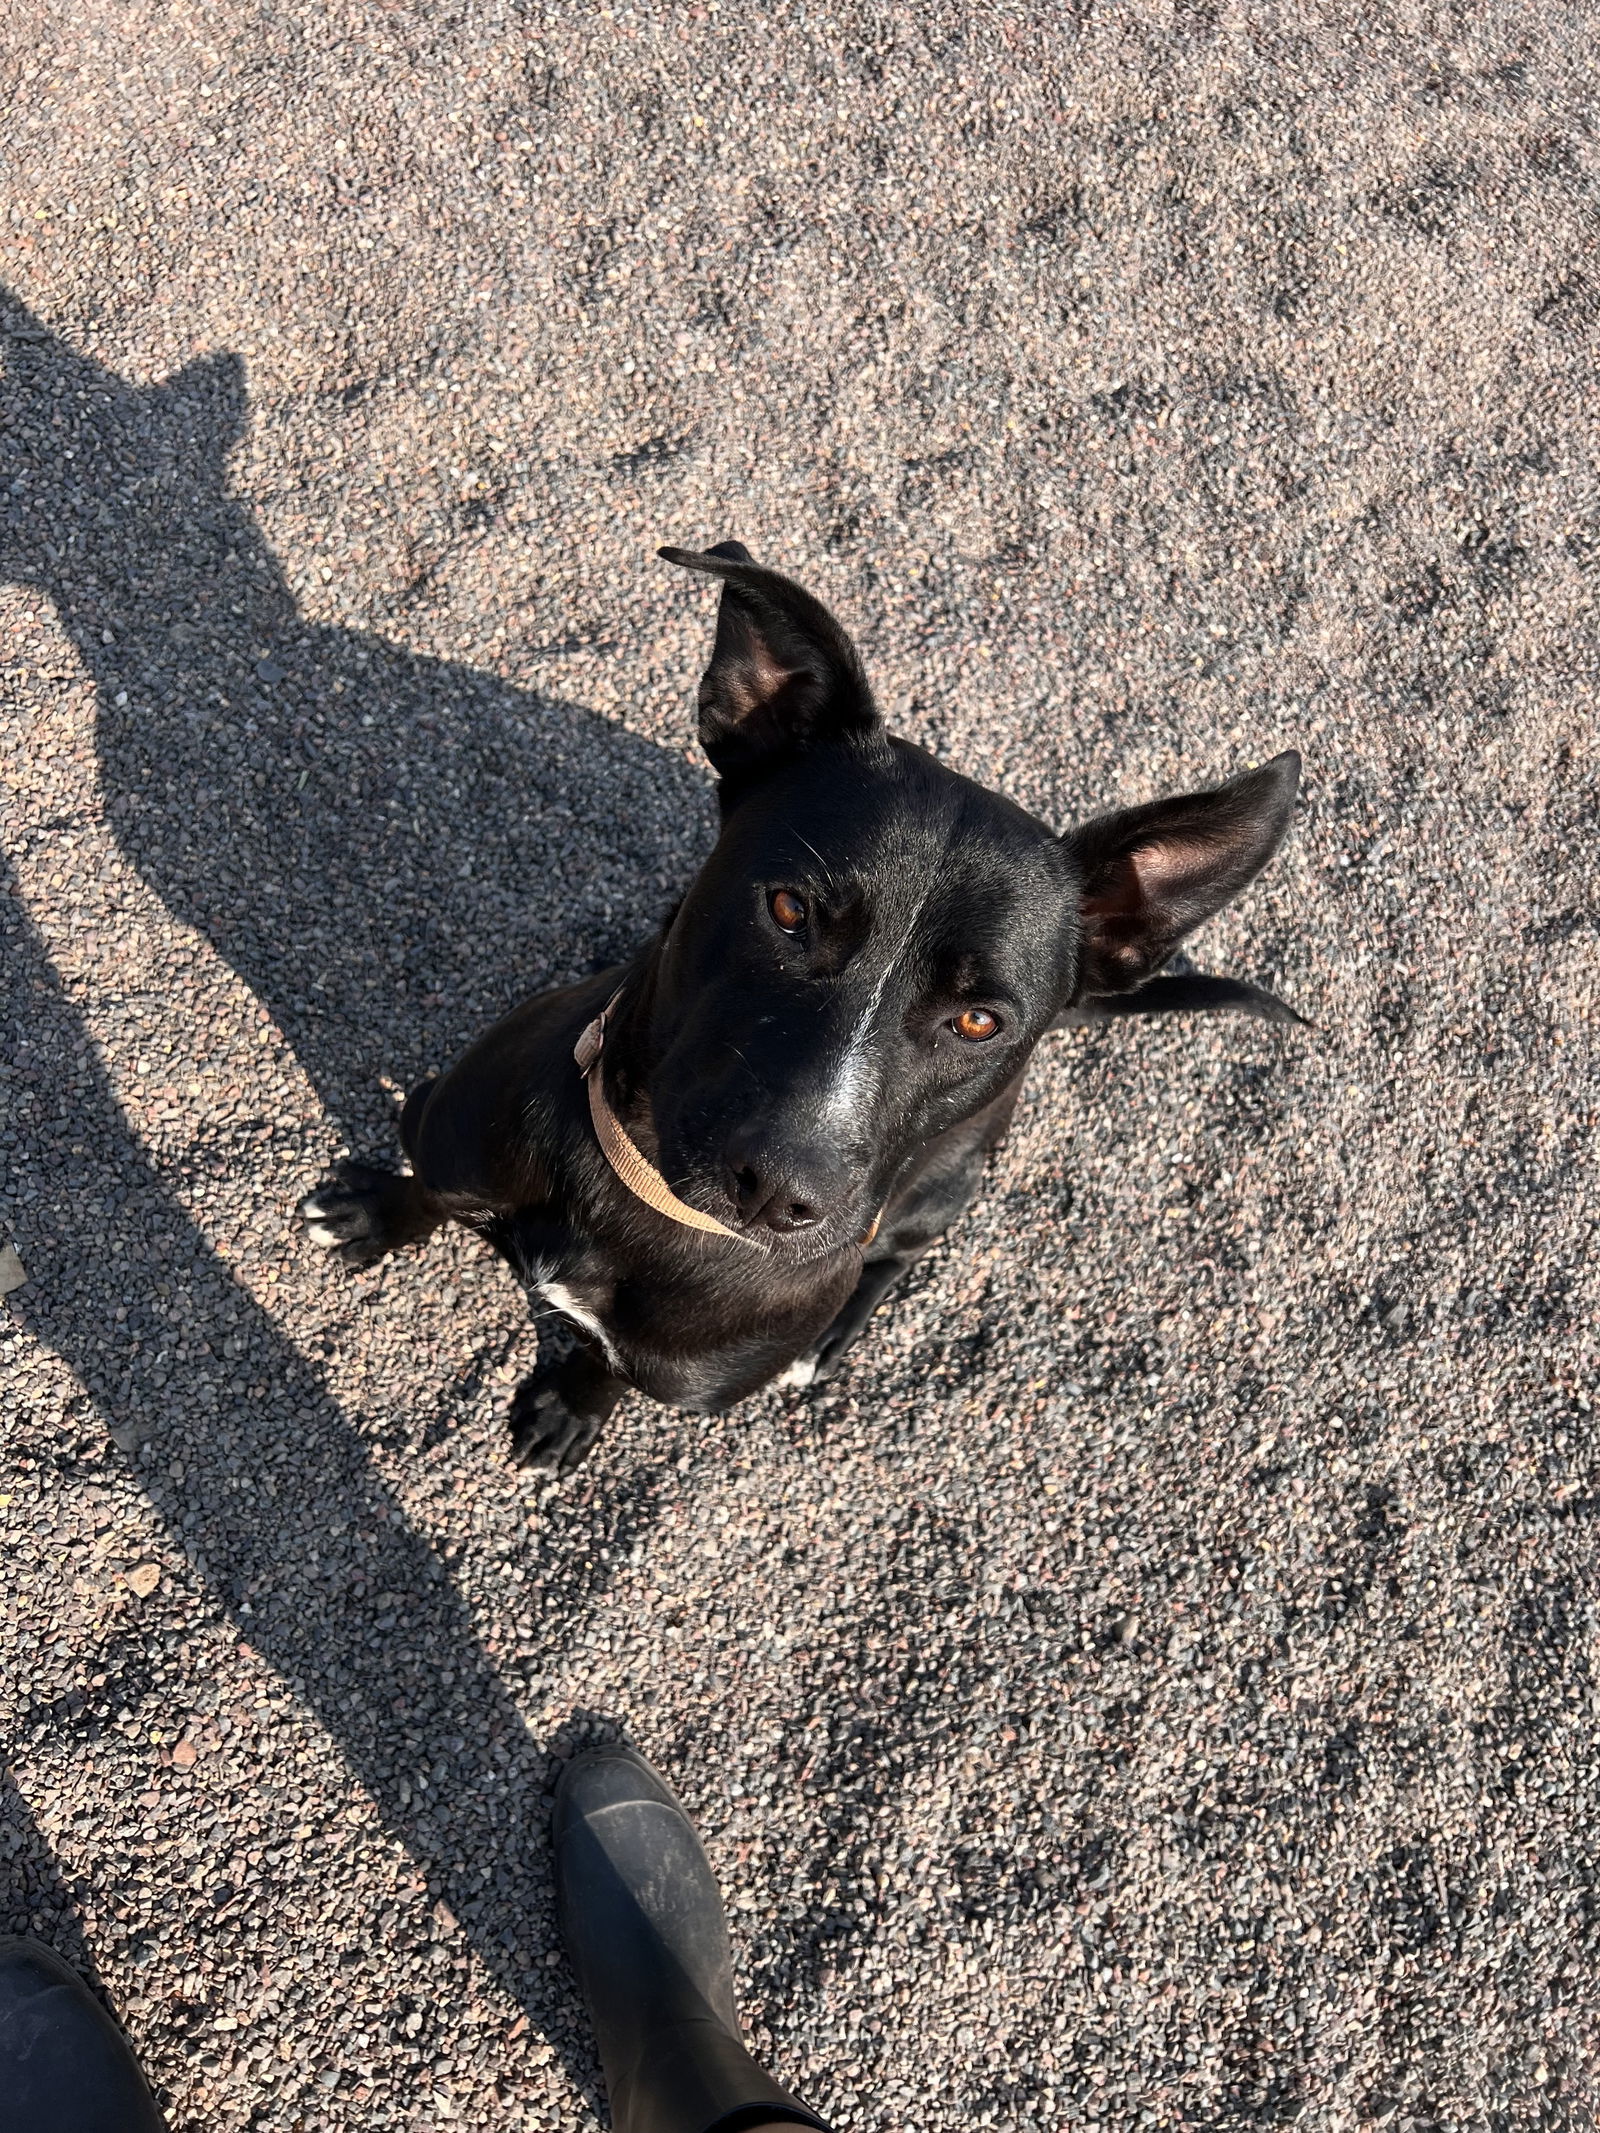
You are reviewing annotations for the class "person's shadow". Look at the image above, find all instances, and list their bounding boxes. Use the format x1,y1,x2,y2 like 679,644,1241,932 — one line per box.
0,286,710,1138
1,1774,107,1996
1,286,716,2094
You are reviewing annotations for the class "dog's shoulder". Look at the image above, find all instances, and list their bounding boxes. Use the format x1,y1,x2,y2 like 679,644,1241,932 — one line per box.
406,973,613,1214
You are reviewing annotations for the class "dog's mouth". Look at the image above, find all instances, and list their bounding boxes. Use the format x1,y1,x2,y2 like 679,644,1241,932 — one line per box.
648,1151,873,1262
673,1179,873,1263
746,1217,869,1264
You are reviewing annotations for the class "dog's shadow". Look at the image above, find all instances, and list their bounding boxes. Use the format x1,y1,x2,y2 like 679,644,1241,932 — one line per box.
1,287,713,2091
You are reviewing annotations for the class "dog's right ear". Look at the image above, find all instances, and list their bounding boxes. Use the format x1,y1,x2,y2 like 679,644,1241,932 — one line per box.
659,543,879,779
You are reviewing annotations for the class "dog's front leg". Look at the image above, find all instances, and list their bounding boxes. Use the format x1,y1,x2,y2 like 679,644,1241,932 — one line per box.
782,1253,914,1388
785,1099,1014,1390
508,1346,627,1475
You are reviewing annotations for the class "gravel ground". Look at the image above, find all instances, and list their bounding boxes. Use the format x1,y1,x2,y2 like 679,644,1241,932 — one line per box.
3,4,1598,2128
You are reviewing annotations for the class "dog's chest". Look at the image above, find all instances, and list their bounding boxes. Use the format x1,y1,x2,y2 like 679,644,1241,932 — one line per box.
533,1272,622,1368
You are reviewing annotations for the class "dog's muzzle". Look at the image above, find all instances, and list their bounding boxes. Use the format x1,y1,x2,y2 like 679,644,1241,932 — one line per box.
575,992,884,1255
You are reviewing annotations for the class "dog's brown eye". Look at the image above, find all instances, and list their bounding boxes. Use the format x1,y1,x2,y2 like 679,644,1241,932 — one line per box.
952,1008,999,1042
770,889,807,933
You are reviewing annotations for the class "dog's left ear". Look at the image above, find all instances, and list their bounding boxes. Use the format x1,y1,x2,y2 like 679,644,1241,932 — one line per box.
1064,751,1301,995
659,542,879,779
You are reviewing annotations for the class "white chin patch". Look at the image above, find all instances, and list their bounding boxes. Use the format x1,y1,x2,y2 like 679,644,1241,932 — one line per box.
299,1192,333,1220
775,1354,819,1390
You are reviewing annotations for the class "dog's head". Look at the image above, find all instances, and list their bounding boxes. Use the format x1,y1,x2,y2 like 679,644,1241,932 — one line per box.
640,543,1299,1254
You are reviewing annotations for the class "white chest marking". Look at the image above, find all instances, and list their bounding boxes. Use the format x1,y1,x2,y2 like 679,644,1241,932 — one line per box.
537,1280,622,1371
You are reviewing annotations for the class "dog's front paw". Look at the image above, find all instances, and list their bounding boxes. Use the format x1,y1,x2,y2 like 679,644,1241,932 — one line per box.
508,1371,604,1474
777,1326,852,1392
299,1162,423,1270
773,1349,823,1392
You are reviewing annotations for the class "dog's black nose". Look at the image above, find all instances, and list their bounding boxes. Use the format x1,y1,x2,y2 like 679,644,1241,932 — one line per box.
729,1163,820,1232
724,1132,846,1234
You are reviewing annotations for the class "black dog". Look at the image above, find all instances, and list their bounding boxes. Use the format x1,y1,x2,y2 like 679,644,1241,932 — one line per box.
301,544,1302,1471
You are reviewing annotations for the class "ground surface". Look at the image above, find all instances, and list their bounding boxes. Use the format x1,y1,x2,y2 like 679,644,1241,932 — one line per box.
2,4,1597,2128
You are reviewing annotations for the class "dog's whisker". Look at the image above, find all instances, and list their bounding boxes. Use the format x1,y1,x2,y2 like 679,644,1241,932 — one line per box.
790,830,843,894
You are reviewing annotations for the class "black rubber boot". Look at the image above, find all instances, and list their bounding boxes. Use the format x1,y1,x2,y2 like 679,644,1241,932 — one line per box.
553,1746,829,2133
0,1936,166,2133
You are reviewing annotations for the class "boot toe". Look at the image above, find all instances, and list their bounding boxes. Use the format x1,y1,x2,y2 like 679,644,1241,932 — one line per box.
0,1937,166,2133
555,1746,738,2032
551,1748,829,2133
554,1744,691,1832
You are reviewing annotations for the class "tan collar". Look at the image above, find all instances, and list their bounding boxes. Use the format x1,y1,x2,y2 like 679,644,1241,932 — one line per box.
574,991,766,1249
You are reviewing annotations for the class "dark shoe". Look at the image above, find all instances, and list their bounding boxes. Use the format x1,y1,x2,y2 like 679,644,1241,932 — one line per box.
0,1936,166,2133
554,1746,828,2133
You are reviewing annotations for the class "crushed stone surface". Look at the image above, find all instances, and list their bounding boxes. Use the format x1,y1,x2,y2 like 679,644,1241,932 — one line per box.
2,4,1597,2128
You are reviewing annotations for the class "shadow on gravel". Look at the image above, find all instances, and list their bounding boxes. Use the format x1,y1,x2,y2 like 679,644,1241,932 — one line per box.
1,288,708,2076
0,286,712,1136
1,1771,109,1998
